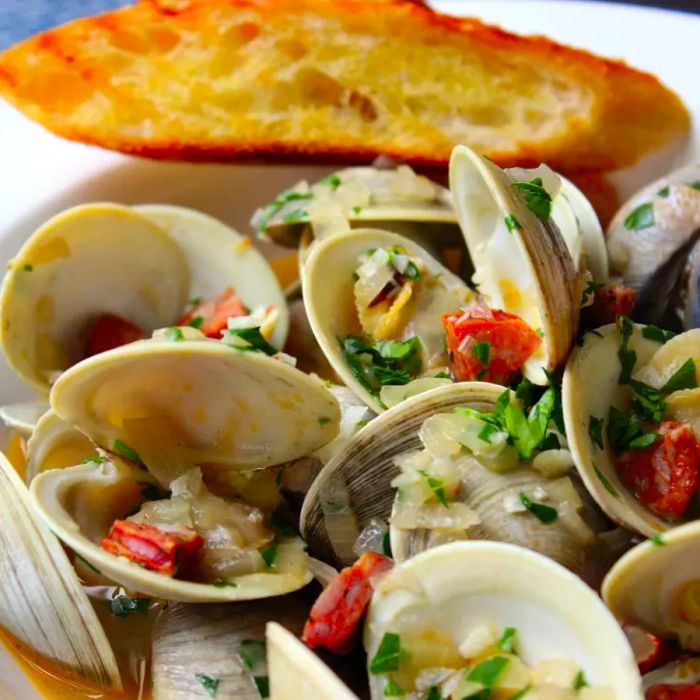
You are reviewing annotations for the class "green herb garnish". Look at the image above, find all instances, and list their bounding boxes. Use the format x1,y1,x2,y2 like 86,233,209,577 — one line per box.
255,189,313,231
642,325,676,344
434,371,450,379
106,596,149,618
473,341,491,367
594,465,619,497
650,533,666,547
467,655,510,688
253,676,269,698
425,688,443,700
588,416,604,449
319,416,331,426
504,214,522,232
239,640,267,670
82,455,105,465
418,470,448,507
321,173,341,188
261,543,278,567
518,492,558,524
23,264,33,272
227,327,279,356
617,316,637,384
663,358,698,393
352,205,362,215
657,186,671,198
281,208,308,225
580,279,603,306
607,406,661,451
497,627,517,653
195,674,221,698
370,633,402,674
573,670,589,690
187,316,204,329
624,202,655,231
513,177,552,219
165,327,184,341
384,679,405,696
113,439,143,466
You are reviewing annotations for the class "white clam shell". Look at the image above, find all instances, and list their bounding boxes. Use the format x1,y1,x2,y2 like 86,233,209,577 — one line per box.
302,228,473,412
365,541,642,700
603,520,700,653
267,622,358,700
0,399,48,438
449,146,579,384
643,658,700,691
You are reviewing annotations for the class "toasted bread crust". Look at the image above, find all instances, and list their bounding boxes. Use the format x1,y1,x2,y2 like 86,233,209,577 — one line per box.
0,0,689,172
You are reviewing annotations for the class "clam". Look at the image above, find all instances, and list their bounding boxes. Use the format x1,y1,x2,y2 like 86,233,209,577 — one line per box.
301,383,595,574
0,449,121,688
603,520,700,654
0,399,48,438
449,146,580,384
152,594,307,699
642,659,700,693
563,322,700,536
0,203,288,393
29,333,340,602
302,228,473,412
267,622,359,700
365,541,642,699
607,162,700,329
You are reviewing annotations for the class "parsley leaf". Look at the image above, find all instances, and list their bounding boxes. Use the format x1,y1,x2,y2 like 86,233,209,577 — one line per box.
642,325,676,344
239,640,267,671
513,177,552,219
261,543,278,567
318,416,331,426
227,327,279,356
187,316,204,329
657,185,671,198
662,358,698,393
467,656,510,688
504,214,522,232
113,439,144,466
473,341,491,367
255,189,313,231
253,676,269,698
607,406,661,451
629,379,667,422
195,674,220,698
321,173,341,188
588,416,604,449
281,208,308,225
650,533,665,546
165,327,184,341
384,679,405,697
106,596,149,618
617,316,637,384
425,688,443,700
594,464,619,497
624,202,655,231
497,627,518,653
418,470,448,507
573,670,589,690
23,263,33,272
514,376,538,408
370,633,402,674
518,492,558,523
581,280,603,306
82,454,105,465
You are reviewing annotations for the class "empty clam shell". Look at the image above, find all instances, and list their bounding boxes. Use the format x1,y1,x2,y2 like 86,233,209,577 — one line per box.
563,322,700,535
0,203,190,393
301,383,591,573
302,228,473,412
153,595,307,699
135,204,289,348
50,335,340,471
0,450,121,688
366,541,642,699
267,622,359,700
607,162,700,329
450,146,579,384
0,399,48,438
603,520,700,653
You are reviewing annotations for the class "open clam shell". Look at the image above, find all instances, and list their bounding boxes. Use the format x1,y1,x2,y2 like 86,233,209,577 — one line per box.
49,335,340,471
603,520,700,653
563,322,700,535
607,162,700,329
0,203,190,393
450,146,579,384
135,204,288,348
267,622,359,700
366,541,642,700
643,659,700,692
0,399,49,438
302,228,473,412
153,595,307,699
0,450,121,688
301,383,592,573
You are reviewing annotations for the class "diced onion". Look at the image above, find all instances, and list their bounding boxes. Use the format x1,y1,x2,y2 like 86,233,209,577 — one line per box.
380,377,452,409
391,501,480,530
532,658,579,688
457,624,495,659
532,449,575,478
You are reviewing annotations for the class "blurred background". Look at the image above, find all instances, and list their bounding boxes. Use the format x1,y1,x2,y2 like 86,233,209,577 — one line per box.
1,0,699,50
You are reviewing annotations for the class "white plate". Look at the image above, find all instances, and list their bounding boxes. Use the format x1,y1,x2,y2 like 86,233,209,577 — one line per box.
0,1,698,696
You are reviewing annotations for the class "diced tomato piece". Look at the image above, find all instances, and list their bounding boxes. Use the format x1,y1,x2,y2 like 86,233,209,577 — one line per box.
616,421,700,519
624,625,680,674
85,314,144,357
442,306,542,384
302,552,393,654
177,288,249,338
647,685,700,700
583,284,637,327
101,520,203,576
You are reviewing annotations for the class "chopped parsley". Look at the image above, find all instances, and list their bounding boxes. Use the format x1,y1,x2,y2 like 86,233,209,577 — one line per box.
580,279,603,306
657,185,671,198
513,177,552,219
352,205,363,215
384,679,405,696
239,640,267,670
212,580,238,588
607,406,661,451
624,202,655,231
508,688,531,700
518,492,558,524
642,325,676,344
504,214,522,232
418,470,448,507
227,327,279,356
165,327,184,342
617,316,638,384
588,416,604,449
188,296,202,307
497,627,517,653
253,676,269,698
650,533,666,547
281,208,308,225
342,336,422,395
186,316,204,329
261,543,278,567
195,674,220,698
434,371,450,379
473,341,491,367
255,189,313,231
82,454,105,465
106,596,149,618
321,173,341,188
382,530,392,557
594,465,619,497
573,670,589,690
425,689,443,700
663,358,698,393
23,264,33,272
514,376,538,408
467,655,510,688
318,416,331,426
370,633,402,674
113,439,144,466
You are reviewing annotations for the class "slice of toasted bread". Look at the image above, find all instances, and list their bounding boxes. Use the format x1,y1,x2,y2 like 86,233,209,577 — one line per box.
0,0,689,172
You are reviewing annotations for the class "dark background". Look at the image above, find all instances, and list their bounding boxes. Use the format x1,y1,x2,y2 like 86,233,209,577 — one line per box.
0,0,698,50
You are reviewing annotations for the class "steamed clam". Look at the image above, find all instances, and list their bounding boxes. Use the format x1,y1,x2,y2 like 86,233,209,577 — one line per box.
607,162,700,329
303,228,473,412
449,146,581,384
365,541,642,699
29,331,340,601
0,203,288,394
563,320,700,536
302,382,596,575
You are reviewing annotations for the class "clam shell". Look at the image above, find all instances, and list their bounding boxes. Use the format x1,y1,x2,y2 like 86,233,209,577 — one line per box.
449,146,579,384
365,541,642,700
302,228,473,412
267,622,359,700
603,520,700,653
301,383,590,573
25,409,94,483
0,400,48,438
153,595,307,699
563,323,700,535
50,335,340,471
135,204,288,348
643,659,700,691
0,203,190,393
0,450,121,687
